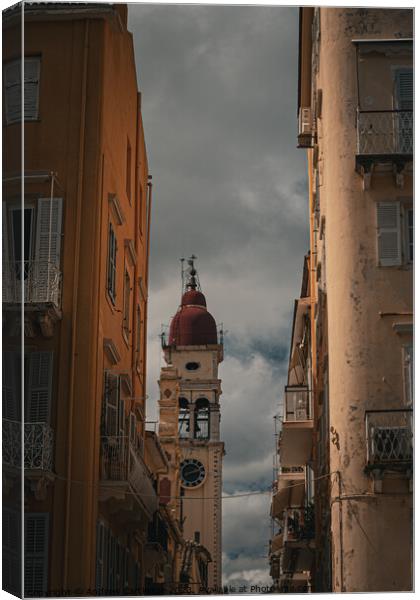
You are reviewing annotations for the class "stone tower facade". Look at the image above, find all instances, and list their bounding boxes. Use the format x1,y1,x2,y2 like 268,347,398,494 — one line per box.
158,259,224,591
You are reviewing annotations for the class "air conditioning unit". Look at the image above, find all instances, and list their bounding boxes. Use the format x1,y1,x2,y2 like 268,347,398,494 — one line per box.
299,107,313,136
370,426,412,463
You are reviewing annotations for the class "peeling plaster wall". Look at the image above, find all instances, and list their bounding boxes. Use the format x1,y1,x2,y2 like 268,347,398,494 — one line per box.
317,8,413,592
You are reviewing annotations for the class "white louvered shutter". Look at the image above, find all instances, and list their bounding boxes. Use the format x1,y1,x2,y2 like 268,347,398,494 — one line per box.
3,351,19,420
24,57,40,120
3,508,21,595
34,198,63,302
377,202,401,266
26,352,53,423
4,60,21,125
395,70,413,153
24,513,49,596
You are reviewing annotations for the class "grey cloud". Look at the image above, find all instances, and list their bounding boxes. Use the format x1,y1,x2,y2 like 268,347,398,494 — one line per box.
128,4,306,587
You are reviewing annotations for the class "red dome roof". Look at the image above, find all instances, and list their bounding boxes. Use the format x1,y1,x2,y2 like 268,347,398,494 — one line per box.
181,290,207,308
169,290,217,346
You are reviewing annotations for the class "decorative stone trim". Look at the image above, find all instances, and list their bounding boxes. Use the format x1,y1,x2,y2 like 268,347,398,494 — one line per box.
124,239,137,266
120,372,133,396
108,193,125,225
138,276,147,301
103,337,120,365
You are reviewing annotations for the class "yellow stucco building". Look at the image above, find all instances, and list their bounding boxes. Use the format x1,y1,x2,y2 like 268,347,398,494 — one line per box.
3,3,158,595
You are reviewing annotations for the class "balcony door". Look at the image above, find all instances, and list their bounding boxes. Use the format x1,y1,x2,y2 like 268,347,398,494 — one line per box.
7,204,35,301
3,198,63,303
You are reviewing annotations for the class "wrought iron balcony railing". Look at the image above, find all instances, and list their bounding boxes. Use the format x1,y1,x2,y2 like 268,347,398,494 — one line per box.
2,419,54,471
284,386,312,422
365,409,413,469
101,435,158,514
3,261,62,308
357,110,413,156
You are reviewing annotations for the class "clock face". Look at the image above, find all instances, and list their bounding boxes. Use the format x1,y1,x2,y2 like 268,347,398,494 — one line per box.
180,459,206,488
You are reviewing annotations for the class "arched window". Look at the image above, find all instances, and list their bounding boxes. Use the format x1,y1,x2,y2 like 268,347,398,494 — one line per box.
194,398,210,440
178,397,190,438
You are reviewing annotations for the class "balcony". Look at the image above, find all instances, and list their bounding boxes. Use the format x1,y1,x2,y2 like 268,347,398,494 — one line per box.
3,261,62,308
2,419,54,472
272,467,306,519
365,409,413,473
99,436,158,520
3,261,62,337
279,387,313,467
281,506,315,574
356,110,413,186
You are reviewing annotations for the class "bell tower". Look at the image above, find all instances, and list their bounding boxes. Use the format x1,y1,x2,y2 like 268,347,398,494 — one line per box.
160,257,224,591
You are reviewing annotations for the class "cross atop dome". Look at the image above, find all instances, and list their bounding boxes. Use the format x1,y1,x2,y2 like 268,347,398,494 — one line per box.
182,255,201,293
168,256,217,346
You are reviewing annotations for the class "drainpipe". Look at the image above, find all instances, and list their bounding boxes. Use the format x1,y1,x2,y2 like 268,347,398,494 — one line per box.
132,92,141,376
63,19,89,588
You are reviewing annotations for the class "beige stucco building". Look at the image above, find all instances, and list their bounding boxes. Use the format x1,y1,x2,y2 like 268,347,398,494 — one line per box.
157,258,224,593
270,7,413,593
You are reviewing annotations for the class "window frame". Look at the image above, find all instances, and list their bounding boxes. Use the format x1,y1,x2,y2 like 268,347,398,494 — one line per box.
24,512,49,596
126,138,132,204
4,56,41,125
402,344,413,407
107,222,117,304
122,266,131,341
178,397,190,438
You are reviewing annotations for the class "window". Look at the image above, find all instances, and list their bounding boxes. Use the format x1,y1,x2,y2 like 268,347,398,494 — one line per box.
394,68,413,110
126,139,132,203
138,184,143,235
194,398,210,440
3,199,63,300
403,345,413,406
394,68,413,153
2,351,21,421
376,201,413,266
107,223,117,303
103,372,119,436
178,397,190,438
135,305,142,368
25,352,53,423
376,202,401,267
122,268,131,339
24,513,49,596
186,362,200,371
129,412,137,445
4,57,40,125
102,373,126,439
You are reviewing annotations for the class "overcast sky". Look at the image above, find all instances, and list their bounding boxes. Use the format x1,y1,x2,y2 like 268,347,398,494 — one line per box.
128,4,308,588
